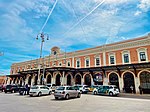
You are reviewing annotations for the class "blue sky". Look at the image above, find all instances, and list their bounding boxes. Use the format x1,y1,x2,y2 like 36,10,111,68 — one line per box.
0,0,150,75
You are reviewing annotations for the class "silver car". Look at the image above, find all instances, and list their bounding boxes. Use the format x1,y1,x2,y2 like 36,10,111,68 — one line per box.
29,85,52,97
54,86,81,100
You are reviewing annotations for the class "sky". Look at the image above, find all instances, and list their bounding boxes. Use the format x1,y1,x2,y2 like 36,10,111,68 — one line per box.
0,0,150,75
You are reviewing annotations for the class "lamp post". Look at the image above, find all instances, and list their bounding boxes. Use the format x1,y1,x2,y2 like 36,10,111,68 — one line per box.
36,32,49,85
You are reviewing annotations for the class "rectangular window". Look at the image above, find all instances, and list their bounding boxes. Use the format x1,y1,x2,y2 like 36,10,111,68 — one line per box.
86,59,89,67
140,52,146,61
77,60,80,68
124,54,129,63
110,56,115,64
96,58,100,66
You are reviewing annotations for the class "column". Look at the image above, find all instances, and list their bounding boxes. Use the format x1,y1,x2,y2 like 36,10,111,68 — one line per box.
119,77,124,92
103,77,108,85
61,71,65,86
103,51,106,66
135,77,140,94
81,78,84,85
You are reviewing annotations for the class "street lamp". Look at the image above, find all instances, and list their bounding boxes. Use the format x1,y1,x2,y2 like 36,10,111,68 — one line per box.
36,32,49,85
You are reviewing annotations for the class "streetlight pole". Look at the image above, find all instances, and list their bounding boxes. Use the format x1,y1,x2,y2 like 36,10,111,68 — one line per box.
36,32,49,85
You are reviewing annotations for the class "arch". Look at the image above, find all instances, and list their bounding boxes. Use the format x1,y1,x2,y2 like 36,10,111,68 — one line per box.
123,71,135,93
108,72,119,89
46,74,52,84
20,77,23,86
66,74,71,85
139,70,150,94
55,74,61,86
74,73,82,85
93,72,103,85
83,73,92,86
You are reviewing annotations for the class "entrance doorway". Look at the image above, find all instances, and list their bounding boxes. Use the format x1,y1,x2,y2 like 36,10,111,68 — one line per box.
56,74,61,86
84,74,91,86
67,74,71,85
47,75,51,84
123,72,135,93
109,73,119,89
28,76,32,85
140,71,150,94
75,74,81,85
34,75,38,85
93,73,103,85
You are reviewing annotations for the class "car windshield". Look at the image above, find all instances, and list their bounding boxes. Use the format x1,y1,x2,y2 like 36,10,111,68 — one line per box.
57,87,65,90
31,86,38,89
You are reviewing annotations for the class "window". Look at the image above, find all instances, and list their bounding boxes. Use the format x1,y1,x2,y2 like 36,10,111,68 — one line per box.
123,54,129,63
85,58,90,67
67,61,71,67
95,57,100,66
137,48,148,62
59,63,62,67
110,56,115,64
76,60,80,68
139,52,146,61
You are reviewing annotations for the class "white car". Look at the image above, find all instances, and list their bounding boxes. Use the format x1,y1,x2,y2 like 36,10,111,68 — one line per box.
74,85,89,93
29,85,52,97
92,85,102,95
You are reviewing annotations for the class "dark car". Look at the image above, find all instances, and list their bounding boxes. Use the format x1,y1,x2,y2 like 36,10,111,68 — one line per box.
4,85,19,93
0,85,2,91
19,87,27,95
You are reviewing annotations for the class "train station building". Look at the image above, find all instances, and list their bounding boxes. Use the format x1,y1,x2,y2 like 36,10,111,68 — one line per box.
6,34,150,94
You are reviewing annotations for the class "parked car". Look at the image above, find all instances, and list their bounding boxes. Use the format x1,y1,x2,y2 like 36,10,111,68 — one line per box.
0,85,2,91
0,84,6,92
74,85,89,93
4,85,19,93
96,85,119,96
29,85,52,97
19,87,27,95
54,86,81,100
46,83,57,92
89,85,101,92
92,85,102,95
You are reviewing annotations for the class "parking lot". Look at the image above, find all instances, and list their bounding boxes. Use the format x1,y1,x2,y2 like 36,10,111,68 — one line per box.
0,92,150,112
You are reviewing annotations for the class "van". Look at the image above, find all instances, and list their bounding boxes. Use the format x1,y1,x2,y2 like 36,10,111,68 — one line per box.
97,85,119,96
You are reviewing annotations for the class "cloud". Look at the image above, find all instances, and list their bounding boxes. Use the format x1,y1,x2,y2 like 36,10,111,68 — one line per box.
138,0,150,11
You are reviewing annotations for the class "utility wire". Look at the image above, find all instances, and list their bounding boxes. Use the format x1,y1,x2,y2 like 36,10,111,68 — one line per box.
69,0,89,42
62,0,105,36
39,0,58,33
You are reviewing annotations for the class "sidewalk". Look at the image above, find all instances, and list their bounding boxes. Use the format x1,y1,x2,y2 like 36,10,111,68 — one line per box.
119,93,150,99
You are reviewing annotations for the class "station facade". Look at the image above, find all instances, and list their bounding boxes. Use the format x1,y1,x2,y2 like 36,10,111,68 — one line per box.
6,34,150,94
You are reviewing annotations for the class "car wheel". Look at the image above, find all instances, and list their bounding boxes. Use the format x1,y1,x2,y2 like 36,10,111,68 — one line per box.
55,97,58,100
65,94,69,100
12,90,15,93
38,92,42,97
77,93,81,98
109,92,113,96
94,91,97,95
5,91,7,93
49,91,52,95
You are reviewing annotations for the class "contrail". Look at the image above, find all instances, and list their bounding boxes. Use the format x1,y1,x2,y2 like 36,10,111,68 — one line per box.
40,0,58,33
63,0,105,36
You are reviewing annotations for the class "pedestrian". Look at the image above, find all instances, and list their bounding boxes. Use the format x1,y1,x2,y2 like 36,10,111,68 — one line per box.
130,85,134,94
139,85,143,95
